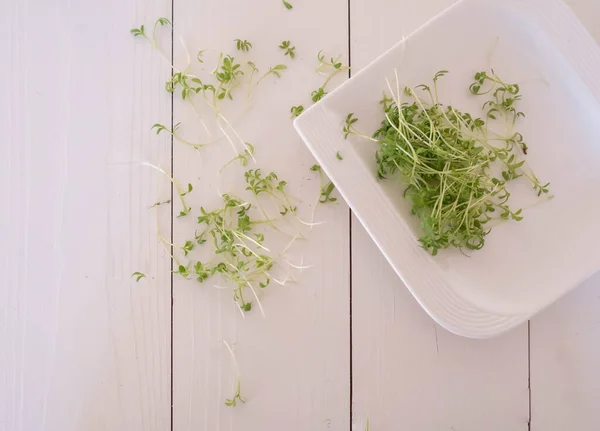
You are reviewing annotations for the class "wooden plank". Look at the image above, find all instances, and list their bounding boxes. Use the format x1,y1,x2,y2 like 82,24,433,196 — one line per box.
529,2,600,429
530,275,600,430
0,1,172,430
170,0,350,429
349,1,529,429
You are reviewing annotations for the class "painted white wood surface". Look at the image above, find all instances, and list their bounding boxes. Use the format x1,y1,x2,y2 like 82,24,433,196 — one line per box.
1,0,172,430
170,1,350,430
2,0,600,430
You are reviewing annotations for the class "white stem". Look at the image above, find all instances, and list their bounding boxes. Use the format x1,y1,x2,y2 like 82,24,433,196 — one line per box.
223,340,241,380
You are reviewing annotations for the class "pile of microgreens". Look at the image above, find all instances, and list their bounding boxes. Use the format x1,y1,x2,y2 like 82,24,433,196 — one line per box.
344,69,551,255
130,17,343,406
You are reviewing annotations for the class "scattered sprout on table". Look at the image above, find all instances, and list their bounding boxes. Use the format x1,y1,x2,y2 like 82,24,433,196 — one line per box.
279,40,296,59
290,105,304,118
234,39,253,52
130,272,146,282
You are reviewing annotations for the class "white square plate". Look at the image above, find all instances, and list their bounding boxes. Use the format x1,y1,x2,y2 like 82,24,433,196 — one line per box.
294,0,600,338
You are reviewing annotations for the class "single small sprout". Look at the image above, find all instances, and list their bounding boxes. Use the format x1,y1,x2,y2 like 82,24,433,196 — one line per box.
290,105,304,119
149,198,171,208
342,113,359,139
234,39,252,52
152,122,204,149
279,40,296,59
224,341,246,407
433,69,448,82
181,183,193,197
282,0,293,9
247,61,258,73
174,264,190,279
316,50,349,72
220,143,255,172
182,240,195,256
320,181,337,203
144,162,193,220
336,151,343,160
131,272,146,282
215,55,244,100
131,18,171,48
257,64,287,84
314,50,349,94
266,64,287,78
311,87,327,102
130,25,146,38
309,164,337,204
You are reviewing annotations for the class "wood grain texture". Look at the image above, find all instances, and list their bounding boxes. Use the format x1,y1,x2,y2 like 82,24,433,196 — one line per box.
3,0,600,430
349,1,529,429
530,274,600,431
0,0,172,430
529,3,600,430
170,1,350,430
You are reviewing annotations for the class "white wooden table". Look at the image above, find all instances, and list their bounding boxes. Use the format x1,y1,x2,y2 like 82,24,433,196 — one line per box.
3,0,600,430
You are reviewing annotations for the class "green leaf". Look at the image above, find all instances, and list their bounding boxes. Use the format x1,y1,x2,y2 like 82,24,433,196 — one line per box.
130,25,145,37
311,87,326,102
131,272,146,282
279,40,296,59
282,0,293,9
234,39,252,52
290,105,304,119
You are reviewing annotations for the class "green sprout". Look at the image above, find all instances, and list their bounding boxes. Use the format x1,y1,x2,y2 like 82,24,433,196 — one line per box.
130,17,171,48
142,163,192,217
234,39,253,52
223,340,246,407
257,64,287,84
311,87,327,102
279,40,296,59
315,49,350,90
225,380,246,407
152,122,204,149
220,143,256,173
309,165,337,204
130,272,146,282
290,105,304,119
